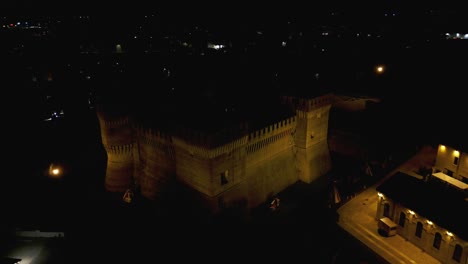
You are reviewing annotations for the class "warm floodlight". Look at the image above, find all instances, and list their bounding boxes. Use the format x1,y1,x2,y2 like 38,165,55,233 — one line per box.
376,65,385,74
49,164,62,178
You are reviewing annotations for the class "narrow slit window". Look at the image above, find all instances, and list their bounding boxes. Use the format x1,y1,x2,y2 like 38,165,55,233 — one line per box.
415,222,423,238
221,170,229,185
399,212,406,227
433,232,442,250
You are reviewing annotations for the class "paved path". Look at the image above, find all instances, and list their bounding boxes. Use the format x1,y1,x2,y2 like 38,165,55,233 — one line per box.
337,145,441,264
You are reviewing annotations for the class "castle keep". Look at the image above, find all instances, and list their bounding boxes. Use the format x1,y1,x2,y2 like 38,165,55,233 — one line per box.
97,93,333,213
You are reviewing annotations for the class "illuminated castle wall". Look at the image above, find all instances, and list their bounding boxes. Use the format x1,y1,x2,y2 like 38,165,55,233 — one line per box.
97,93,333,212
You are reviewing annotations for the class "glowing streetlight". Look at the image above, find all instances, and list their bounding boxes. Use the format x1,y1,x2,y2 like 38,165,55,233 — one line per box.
49,163,62,178
375,65,385,74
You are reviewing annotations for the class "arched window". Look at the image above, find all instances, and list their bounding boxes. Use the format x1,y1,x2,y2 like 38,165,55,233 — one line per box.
383,203,390,217
415,222,423,238
399,212,406,227
452,244,462,262
433,232,442,249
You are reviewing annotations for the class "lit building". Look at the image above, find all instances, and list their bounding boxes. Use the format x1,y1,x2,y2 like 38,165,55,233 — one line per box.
96,93,334,213
376,170,468,263
433,144,468,184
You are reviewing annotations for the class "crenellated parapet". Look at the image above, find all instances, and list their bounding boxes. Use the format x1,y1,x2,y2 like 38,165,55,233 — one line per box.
136,126,176,161
175,122,249,149
96,106,134,148
96,104,135,193
246,116,296,155
248,116,296,142
105,143,134,157
100,116,131,128
281,93,334,112
136,125,172,141
134,126,177,200
173,134,249,160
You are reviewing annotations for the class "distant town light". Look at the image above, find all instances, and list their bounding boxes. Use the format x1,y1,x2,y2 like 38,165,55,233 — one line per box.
447,231,453,236
440,145,446,151
116,44,122,53
454,150,460,157
377,192,384,198
427,220,433,225
207,43,225,50
408,210,415,215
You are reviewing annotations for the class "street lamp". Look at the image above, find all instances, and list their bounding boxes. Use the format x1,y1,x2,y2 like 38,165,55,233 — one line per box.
48,163,62,178
375,65,385,74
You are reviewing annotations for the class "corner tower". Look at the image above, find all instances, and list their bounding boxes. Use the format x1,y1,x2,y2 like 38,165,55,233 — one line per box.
96,104,134,193
285,94,333,183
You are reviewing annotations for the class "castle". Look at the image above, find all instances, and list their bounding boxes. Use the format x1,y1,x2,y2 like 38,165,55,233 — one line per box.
96,92,334,213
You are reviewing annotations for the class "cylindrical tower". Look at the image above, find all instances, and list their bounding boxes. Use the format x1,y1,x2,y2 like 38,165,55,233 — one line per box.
96,104,134,193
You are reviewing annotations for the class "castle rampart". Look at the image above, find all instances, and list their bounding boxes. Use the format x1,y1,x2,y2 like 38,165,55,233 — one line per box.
135,127,176,200
96,93,333,212
97,111,135,192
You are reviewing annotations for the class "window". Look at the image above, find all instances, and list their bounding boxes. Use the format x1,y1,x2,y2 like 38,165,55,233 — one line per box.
454,156,459,165
399,212,406,227
415,222,423,238
220,170,229,185
383,203,390,217
452,244,462,262
433,232,442,249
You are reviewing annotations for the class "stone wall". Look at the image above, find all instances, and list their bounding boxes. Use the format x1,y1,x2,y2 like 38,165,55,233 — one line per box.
96,93,334,213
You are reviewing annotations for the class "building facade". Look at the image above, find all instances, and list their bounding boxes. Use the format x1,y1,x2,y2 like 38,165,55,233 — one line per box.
376,170,468,264
434,144,468,184
96,93,334,213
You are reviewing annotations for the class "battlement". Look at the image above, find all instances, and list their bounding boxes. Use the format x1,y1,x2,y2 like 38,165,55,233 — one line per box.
105,143,134,156
97,115,131,129
175,122,248,149
281,93,334,112
245,116,296,158
137,126,172,142
173,134,248,159
247,116,296,143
